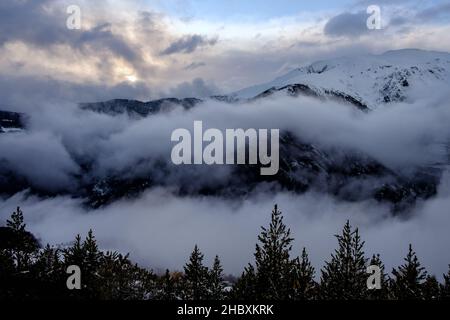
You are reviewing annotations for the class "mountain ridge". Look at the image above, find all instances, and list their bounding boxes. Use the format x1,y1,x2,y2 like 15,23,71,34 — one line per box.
79,49,450,116
231,48,450,109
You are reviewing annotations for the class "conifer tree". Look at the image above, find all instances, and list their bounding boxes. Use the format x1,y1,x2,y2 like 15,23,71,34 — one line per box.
97,251,155,300
0,235,15,299
320,221,368,300
33,245,64,282
254,204,294,299
291,247,316,300
156,269,178,300
208,255,226,300
390,244,427,300
83,229,102,274
63,230,102,298
423,275,440,300
367,254,389,300
0,208,40,298
441,265,450,300
5,207,39,270
6,207,26,232
231,264,257,300
183,245,209,300
29,245,67,298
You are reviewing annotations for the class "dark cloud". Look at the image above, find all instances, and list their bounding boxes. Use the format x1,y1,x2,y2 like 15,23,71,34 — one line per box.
324,11,369,37
0,0,67,46
166,78,220,98
415,3,450,23
76,23,140,62
161,34,218,55
381,3,450,29
184,61,207,70
0,1,141,64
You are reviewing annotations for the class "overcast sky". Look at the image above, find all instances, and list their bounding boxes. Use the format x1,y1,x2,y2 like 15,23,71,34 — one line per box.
1,0,450,111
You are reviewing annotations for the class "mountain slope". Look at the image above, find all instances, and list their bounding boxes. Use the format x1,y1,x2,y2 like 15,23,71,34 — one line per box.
80,98,202,117
231,49,450,109
80,49,450,116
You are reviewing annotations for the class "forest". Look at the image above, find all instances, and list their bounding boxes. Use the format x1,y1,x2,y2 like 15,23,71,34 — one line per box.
1,205,449,300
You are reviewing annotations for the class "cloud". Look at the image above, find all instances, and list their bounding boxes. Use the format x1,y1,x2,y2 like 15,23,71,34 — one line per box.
0,0,450,116
2,171,450,277
75,23,140,63
166,78,221,98
0,131,79,192
415,3,450,23
0,0,67,46
0,74,153,111
184,61,206,70
324,11,370,37
0,1,141,64
2,87,450,198
161,34,218,55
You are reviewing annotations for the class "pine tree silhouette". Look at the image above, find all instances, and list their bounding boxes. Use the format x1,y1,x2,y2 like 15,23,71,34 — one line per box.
0,207,40,298
31,245,66,298
291,248,316,300
441,265,450,300
2,205,450,301
97,251,155,300
6,207,26,232
391,244,427,300
254,204,294,299
231,264,257,300
423,275,440,300
183,245,209,300
208,255,226,300
367,254,389,300
320,221,368,300
156,269,178,300
63,230,104,298
5,207,39,271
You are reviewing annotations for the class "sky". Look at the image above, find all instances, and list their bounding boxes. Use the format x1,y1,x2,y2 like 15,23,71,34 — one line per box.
1,0,450,111
145,0,353,20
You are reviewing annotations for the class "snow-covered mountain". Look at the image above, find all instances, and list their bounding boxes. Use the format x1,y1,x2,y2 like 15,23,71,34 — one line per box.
231,49,450,110
80,49,450,116
1,49,448,211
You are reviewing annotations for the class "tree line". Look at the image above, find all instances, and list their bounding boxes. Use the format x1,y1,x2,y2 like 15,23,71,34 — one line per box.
1,205,449,300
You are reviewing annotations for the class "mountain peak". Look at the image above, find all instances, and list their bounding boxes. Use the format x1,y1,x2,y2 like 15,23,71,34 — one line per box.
231,49,450,109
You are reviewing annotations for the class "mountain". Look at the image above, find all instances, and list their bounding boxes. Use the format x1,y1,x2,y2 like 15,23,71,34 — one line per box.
231,49,450,110
80,97,202,117
1,49,448,211
80,49,450,116
81,132,439,211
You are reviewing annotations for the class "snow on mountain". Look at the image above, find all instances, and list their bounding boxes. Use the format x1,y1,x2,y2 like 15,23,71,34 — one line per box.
80,50,450,115
231,49,450,109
